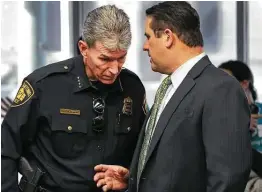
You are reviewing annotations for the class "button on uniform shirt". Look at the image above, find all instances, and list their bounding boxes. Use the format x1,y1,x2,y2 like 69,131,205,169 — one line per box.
1,55,147,192
146,52,206,134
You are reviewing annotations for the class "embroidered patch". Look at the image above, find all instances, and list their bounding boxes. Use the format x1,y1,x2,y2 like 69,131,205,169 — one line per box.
11,81,34,107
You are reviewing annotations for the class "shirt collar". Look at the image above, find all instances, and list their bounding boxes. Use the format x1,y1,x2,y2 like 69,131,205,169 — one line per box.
170,52,206,87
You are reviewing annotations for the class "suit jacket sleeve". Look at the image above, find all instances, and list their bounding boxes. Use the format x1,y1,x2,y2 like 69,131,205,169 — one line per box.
202,78,252,192
1,78,39,192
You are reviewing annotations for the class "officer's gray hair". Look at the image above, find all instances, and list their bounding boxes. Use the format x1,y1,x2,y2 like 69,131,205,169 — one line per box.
82,5,131,51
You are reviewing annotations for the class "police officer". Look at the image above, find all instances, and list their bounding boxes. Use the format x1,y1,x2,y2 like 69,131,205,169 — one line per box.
1,5,147,192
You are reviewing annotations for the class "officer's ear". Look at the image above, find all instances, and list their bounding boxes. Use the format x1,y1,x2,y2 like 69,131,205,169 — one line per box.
78,40,89,58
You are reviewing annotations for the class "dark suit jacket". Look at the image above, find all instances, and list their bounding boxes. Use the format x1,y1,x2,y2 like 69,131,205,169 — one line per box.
128,56,252,192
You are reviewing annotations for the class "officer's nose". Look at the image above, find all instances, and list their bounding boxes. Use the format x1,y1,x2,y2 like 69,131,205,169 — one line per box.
108,62,119,75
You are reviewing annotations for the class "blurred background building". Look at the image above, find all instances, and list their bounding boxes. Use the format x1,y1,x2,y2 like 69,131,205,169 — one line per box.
1,1,262,107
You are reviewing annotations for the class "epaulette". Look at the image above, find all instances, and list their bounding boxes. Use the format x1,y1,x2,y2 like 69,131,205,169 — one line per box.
26,58,74,83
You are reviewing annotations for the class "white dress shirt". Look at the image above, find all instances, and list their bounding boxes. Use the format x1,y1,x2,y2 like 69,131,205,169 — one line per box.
146,52,206,135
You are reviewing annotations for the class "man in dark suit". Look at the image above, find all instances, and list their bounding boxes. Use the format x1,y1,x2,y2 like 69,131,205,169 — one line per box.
93,2,252,192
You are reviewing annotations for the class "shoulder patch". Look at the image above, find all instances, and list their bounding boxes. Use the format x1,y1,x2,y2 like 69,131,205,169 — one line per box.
11,80,34,107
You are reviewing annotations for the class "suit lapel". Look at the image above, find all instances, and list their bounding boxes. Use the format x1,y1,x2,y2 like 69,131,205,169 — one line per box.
143,55,211,167
144,77,195,165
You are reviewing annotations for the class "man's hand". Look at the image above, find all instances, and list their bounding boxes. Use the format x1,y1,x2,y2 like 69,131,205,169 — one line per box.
94,164,129,192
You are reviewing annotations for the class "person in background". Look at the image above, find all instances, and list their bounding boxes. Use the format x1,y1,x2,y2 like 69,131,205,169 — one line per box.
218,60,261,129
2,5,147,192
218,60,262,192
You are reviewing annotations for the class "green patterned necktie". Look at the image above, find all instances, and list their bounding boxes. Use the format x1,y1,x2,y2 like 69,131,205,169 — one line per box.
137,75,172,181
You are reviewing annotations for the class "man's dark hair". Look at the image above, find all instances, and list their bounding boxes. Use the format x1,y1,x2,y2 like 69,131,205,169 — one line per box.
146,1,203,47
218,60,257,101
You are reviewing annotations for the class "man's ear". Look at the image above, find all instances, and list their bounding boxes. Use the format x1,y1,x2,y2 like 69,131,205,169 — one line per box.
78,40,89,58
163,29,175,48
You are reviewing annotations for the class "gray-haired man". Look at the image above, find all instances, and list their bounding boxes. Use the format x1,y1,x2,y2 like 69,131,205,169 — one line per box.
2,5,147,192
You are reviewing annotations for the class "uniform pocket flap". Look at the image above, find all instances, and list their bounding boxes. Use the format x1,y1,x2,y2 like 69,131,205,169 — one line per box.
51,118,88,134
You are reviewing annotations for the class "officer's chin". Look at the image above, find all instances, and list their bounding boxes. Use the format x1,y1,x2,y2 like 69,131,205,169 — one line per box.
100,78,116,85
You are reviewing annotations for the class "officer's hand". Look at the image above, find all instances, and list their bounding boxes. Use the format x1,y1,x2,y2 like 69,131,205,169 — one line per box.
94,164,129,192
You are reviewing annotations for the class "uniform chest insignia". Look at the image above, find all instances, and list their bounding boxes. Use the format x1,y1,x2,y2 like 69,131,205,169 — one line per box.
11,80,34,107
60,108,81,115
122,96,133,116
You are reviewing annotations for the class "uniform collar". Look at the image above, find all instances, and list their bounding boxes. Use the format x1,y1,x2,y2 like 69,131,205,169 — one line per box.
71,55,123,93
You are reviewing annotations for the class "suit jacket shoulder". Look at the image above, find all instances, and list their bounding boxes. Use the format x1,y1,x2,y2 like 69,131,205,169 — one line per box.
196,60,242,92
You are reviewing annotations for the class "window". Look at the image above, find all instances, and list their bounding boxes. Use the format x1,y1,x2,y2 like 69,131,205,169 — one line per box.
1,1,71,100
1,1,19,98
249,1,262,102
192,1,237,66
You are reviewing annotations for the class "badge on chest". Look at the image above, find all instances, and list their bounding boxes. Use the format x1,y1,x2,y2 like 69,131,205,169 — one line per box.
122,96,133,116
